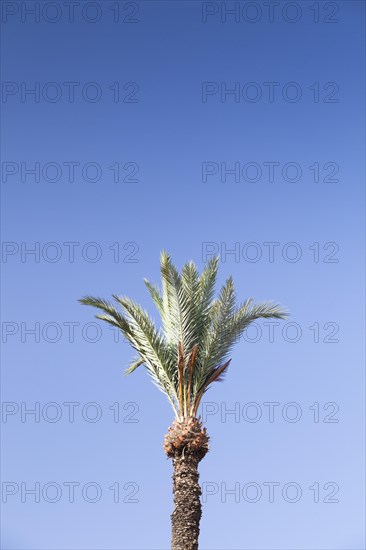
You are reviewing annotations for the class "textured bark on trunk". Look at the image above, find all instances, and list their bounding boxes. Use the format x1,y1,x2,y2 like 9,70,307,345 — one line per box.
171,452,202,550
164,417,209,550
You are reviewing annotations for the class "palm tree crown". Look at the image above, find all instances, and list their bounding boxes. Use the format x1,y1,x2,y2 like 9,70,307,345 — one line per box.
79,251,288,420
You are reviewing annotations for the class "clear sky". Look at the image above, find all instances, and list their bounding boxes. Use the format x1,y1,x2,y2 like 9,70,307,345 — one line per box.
1,1,365,549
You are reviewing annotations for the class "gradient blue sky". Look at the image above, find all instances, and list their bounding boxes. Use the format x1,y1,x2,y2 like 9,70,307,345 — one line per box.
1,1,365,549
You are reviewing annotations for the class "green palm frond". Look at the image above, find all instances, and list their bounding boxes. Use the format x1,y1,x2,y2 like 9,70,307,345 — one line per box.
159,251,181,345
112,294,179,412
79,253,288,420
79,296,131,332
143,279,163,315
125,357,145,375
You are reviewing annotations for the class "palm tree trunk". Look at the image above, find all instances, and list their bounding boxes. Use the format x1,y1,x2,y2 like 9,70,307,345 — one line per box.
171,452,202,550
164,416,209,550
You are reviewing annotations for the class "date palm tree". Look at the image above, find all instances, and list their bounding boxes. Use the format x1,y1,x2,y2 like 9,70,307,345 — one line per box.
79,252,287,550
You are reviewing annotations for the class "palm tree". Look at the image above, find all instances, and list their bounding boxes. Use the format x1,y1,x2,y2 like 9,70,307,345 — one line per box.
79,252,287,550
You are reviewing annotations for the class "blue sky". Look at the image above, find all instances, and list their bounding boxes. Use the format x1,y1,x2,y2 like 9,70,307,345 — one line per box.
1,1,365,549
